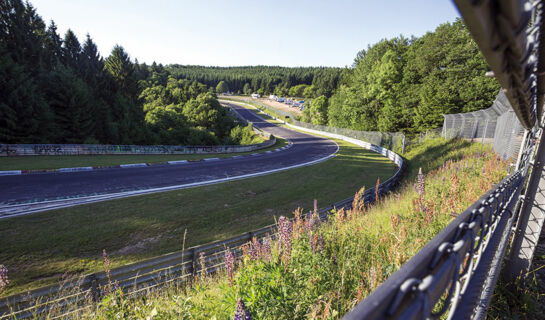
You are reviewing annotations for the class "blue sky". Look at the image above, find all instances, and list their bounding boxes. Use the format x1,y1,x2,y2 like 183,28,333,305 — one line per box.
29,0,461,67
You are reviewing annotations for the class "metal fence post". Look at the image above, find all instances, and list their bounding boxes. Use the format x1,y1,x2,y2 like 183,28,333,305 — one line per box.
89,274,100,302
504,129,545,281
191,248,198,277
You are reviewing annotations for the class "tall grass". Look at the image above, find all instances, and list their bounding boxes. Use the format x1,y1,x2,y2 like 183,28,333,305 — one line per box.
11,138,511,319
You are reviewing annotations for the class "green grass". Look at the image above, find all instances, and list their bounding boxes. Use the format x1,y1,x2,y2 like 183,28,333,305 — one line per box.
0,138,285,171
44,137,509,320
0,137,395,295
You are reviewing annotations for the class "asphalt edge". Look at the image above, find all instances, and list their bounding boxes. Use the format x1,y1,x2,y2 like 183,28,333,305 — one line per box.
0,142,293,176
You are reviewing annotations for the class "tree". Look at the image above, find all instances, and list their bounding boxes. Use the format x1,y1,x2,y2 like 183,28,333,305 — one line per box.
104,45,137,100
216,80,229,94
62,29,81,70
303,95,328,125
243,83,252,95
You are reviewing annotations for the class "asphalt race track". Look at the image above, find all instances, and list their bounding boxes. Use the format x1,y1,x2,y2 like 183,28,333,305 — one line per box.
0,102,338,218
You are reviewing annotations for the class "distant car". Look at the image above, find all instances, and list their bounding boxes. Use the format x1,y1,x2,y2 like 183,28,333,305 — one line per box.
251,93,260,99
286,99,293,105
277,97,285,103
269,94,278,100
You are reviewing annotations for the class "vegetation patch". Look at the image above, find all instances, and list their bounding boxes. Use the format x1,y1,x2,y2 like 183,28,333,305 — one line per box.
0,137,395,295
0,138,510,319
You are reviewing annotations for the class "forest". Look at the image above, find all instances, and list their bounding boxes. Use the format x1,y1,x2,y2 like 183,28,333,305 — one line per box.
0,0,252,145
1,0,500,145
302,19,500,133
167,65,342,98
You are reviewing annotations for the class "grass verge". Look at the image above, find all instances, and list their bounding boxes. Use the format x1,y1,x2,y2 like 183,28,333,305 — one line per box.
0,138,285,172
27,137,509,319
0,137,395,295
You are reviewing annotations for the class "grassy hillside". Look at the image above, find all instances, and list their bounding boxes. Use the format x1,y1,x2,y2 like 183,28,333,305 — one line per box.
17,137,509,319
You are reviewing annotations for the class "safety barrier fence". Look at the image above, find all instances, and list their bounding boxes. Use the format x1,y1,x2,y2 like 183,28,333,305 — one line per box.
227,98,541,319
345,157,530,320
0,131,274,157
222,97,407,153
0,110,405,319
442,90,525,160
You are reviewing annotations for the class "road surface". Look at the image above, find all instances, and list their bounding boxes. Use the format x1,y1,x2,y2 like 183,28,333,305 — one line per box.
0,102,338,218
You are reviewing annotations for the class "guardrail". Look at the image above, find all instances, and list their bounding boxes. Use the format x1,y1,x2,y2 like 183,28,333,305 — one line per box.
0,107,405,319
0,136,275,157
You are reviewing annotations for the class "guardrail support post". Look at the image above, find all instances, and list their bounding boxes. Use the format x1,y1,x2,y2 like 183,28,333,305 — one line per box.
504,130,545,282
191,248,198,277
89,274,100,302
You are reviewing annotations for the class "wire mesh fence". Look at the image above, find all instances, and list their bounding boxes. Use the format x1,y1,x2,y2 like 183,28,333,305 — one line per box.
290,120,406,153
442,90,525,159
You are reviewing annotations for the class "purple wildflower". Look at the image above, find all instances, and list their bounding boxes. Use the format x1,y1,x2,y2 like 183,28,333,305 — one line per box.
234,299,252,320
318,233,324,252
278,216,293,265
309,233,317,253
313,199,318,215
307,211,320,232
102,249,115,294
248,237,261,260
225,247,235,286
0,265,8,293
261,236,272,262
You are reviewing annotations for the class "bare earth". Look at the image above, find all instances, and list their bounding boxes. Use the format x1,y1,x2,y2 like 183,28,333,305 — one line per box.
231,95,303,115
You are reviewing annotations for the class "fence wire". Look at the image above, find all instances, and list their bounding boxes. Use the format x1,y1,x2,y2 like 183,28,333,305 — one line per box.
291,120,406,153
442,90,525,159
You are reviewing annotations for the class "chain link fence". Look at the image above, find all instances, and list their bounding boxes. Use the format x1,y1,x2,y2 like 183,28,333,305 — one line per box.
222,97,406,154
291,120,406,154
442,90,525,159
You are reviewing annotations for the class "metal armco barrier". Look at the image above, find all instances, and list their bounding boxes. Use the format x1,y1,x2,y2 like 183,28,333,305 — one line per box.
0,120,405,319
0,133,274,157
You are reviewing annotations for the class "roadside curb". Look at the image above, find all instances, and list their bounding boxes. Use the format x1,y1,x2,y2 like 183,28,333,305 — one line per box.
0,141,293,176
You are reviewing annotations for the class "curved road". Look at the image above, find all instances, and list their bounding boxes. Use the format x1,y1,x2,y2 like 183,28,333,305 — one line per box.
0,102,338,218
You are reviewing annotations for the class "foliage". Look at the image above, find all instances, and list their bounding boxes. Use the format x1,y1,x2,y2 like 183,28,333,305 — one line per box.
226,124,264,145
0,0,242,146
327,19,499,133
32,138,508,319
167,65,342,98
302,95,329,125
216,80,229,94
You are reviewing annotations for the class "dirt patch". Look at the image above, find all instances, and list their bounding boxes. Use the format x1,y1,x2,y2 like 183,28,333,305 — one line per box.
113,235,162,255
258,98,303,115
237,190,257,198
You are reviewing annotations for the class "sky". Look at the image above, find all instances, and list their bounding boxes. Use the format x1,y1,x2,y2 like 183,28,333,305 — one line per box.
29,0,461,67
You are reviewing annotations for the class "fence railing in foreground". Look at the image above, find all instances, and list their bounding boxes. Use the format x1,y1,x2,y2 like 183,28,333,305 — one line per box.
0,116,405,319
345,166,527,320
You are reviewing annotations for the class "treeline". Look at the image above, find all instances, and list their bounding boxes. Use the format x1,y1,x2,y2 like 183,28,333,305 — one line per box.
167,65,342,98
0,0,247,145
303,19,500,133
